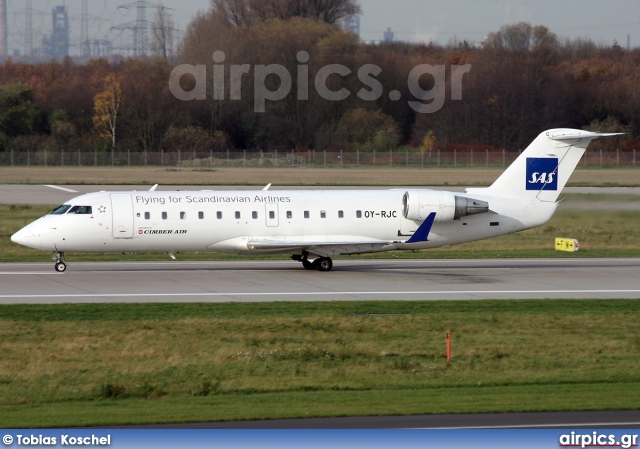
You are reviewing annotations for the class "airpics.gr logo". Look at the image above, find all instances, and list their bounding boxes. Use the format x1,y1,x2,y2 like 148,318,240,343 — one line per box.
526,157,558,190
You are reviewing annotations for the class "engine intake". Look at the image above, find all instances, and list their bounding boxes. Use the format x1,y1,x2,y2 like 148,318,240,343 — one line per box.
403,190,489,222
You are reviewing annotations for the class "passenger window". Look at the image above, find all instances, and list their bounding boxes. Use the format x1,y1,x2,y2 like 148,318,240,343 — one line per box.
252,211,258,219
217,211,222,219
68,206,92,214
356,210,362,218
144,212,150,220
180,212,186,220
269,211,275,219
287,211,292,219
304,211,309,219
338,210,344,218
235,211,241,219
49,205,71,215
198,211,204,219
162,212,167,220
320,210,326,219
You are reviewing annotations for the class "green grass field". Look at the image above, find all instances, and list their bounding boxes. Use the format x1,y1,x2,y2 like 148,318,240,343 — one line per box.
1,300,639,427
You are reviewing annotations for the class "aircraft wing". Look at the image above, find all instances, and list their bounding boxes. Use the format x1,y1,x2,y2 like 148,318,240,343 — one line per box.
246,213,436,257
246,240,395,257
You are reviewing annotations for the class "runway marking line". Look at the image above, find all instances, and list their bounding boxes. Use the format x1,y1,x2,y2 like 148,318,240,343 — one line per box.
43,184,78,193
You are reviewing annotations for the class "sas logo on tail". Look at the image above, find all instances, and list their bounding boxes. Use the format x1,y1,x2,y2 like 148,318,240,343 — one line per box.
526,157,558,190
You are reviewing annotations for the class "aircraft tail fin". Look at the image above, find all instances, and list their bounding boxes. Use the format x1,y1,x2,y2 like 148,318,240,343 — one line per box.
466,129,622,202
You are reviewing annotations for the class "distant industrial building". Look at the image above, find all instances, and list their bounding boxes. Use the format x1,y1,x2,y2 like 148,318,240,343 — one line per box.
383,27,394,42
42,6,70,57
342,14,360,37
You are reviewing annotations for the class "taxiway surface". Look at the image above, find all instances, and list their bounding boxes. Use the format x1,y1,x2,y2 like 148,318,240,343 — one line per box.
1,258,639,304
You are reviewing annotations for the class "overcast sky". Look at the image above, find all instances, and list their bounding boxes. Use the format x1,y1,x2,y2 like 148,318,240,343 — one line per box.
6,0,640,55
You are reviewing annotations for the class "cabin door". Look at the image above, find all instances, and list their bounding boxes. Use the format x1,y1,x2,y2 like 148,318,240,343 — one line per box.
110,193,134,238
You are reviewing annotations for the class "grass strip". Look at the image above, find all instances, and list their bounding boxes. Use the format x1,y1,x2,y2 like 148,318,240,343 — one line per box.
1,300,639,427
2,383,639,428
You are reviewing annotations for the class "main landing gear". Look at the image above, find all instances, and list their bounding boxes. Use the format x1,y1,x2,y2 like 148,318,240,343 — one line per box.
53,252,67,272
313,257,333,272
292,253,333,272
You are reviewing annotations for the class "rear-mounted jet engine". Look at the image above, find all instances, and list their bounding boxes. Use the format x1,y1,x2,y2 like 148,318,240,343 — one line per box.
402,190,489,222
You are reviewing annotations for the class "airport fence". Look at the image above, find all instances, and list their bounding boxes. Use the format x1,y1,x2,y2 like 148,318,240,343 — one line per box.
0,148,638,168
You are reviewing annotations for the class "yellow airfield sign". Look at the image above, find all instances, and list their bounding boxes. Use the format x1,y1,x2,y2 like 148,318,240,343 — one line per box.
555,238,579,252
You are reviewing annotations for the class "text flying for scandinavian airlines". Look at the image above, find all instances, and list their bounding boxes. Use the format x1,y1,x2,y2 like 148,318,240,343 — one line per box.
135,195,292,205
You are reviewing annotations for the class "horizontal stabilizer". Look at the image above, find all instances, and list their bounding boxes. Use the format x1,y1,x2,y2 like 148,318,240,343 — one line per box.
549,131,624,140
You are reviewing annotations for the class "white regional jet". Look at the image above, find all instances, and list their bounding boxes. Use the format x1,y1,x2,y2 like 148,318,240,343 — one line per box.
11,129,618,272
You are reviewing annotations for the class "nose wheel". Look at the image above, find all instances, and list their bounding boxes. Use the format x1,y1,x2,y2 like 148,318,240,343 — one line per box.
53,252,67,272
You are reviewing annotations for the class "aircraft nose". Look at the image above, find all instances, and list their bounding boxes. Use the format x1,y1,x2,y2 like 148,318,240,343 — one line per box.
11,228,41,249
11,230,28,245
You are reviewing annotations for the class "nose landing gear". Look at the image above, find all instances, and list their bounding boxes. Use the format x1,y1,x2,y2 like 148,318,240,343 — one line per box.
53,252,67,272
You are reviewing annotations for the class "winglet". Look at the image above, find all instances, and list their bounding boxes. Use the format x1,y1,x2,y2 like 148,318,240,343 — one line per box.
149,184,158,192
262,183,271,191
406,212,436,243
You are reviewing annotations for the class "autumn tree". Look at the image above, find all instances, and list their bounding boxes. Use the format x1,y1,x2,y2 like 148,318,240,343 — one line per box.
92,74,123,149
49,109,77,148
336,108,400,151
179,16,357,149
0,83,41,139
2,20,640,155
119,59,186,151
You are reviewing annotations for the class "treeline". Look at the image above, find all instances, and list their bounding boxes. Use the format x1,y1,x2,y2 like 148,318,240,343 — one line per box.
0,15,637,153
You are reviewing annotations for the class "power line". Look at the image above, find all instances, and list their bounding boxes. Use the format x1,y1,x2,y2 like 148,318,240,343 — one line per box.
81,0,89,56
112,1,170,57
25,0,32,57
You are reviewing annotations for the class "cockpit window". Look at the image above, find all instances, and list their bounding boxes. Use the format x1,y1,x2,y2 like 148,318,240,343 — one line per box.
49,205,71,215
67,206,92,214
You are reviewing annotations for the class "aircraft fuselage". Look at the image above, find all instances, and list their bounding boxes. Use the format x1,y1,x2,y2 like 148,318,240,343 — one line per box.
12,188,555,256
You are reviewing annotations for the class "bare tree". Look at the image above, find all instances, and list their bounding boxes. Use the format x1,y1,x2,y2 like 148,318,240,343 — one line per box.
93,74,123,149
485,22,558,54
152,6,178,62
211,0,360,27
211,0,255,27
